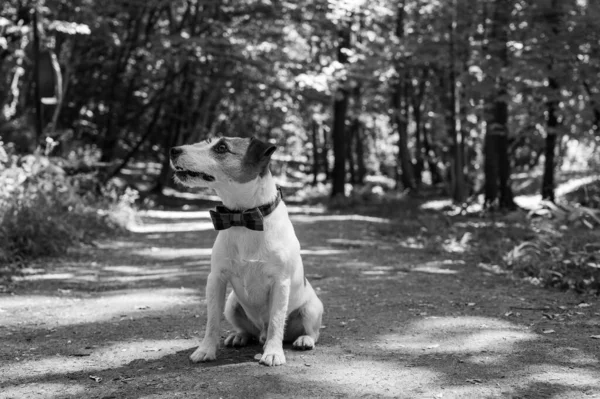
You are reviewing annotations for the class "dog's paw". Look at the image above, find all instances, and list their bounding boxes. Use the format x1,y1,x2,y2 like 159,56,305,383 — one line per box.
292,335,315,350
189,345,217,363
259,349,286,366
224,332,250,347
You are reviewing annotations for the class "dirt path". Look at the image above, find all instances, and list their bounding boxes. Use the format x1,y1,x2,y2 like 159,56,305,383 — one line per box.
1,202,599,399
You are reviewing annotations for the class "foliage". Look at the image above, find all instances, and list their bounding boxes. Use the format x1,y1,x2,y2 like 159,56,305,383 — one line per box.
504,202,600,294
0,0,596,194
0,141,134,265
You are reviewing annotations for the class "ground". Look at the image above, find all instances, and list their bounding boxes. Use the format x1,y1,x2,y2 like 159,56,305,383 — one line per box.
1,198,599,399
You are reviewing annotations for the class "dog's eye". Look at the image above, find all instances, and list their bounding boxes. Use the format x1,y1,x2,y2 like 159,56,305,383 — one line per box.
214,143,228,154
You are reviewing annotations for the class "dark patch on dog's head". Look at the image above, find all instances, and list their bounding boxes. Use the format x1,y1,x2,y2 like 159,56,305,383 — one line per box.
243,137,277,178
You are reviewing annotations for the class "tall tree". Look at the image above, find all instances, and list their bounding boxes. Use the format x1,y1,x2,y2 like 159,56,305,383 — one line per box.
484,0,515,210
393,1,416,190
331,17,351,197
541,0,561,202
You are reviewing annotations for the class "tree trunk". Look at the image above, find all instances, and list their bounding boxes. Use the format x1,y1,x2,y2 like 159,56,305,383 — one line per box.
355,121,367,184
448,0,465,203
541,120,557,201
393,2,416,191
332,88,349,197
355,132,366,184
412,82,424,185
312,119,319,186
331,22,351,198
347,118,356,184
322,126,330,180
541,1,561,202
32,6,43,142
484,0,515,210
422,125,442,184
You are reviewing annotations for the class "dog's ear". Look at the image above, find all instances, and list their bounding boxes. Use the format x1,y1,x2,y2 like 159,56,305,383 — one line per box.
245,137,277,176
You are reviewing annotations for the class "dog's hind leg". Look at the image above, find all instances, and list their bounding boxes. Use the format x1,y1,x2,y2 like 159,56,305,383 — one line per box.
224,292,260,347
286,286,323,350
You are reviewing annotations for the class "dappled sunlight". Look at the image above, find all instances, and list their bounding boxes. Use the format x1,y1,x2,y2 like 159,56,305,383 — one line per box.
13,262,208,287
375,316,537,355
132,247,212,259
360,265,408,280
286,205,326,215
128,221,214,233
282,355,443,398
300,248,346,256
523,365,600,389
138,209,211,219
555,175,600,197
327,238,378,247
0,382,86,399
0,288,198,328
514,194,542,210
420,199,452,210
0,339,193,382
412,260,465,275
292,214,391,224
397,236,425,249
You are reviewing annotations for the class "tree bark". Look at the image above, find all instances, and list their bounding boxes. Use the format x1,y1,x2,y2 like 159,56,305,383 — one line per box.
448,0,466,203
32,6,43,141
541,0,561,202
322,126,330,180
331,21,351,197
393,2,416,190
346,117,356,184
355,122,367,184
312,119,319,186
484,0,515,210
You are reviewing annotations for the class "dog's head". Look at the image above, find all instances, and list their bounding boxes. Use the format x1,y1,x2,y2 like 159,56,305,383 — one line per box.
170,137,277,188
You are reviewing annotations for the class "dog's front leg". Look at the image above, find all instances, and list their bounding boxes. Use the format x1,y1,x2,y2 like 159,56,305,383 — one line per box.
190,272,226,363
260,278,290,366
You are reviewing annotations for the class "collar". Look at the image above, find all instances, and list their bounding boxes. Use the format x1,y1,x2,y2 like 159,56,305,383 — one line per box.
209,186,283,231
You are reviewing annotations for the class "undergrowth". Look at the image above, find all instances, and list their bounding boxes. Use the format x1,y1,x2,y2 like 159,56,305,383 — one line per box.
0,140,136,267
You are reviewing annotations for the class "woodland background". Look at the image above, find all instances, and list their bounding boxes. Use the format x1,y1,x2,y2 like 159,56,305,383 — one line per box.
1,0,600,293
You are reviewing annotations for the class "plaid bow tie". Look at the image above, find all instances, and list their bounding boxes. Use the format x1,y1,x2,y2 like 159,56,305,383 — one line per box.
209,187,283,231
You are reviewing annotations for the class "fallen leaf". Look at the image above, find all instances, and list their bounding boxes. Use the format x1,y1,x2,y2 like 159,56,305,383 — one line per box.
543,329,555,334
254,353,261,360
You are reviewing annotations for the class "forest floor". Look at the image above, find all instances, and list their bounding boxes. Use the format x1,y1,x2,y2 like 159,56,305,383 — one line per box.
1,196,599,399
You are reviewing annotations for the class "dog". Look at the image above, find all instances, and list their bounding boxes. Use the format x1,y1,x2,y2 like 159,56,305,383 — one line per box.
170,136,324,366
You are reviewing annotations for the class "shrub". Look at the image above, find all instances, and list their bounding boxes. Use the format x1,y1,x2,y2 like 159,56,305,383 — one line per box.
504,202,600,295
0,141,134,265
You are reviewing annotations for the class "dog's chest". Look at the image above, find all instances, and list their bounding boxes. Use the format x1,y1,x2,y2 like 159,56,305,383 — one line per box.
219,232,277,306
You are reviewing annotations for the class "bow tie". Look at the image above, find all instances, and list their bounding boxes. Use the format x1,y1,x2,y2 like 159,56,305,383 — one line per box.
209,187,283,231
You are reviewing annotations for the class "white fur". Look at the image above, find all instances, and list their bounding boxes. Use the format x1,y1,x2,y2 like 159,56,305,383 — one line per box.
176,142,323,367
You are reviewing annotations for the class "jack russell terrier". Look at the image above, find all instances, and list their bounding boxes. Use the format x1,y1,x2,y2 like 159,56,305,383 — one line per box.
170,136,323,366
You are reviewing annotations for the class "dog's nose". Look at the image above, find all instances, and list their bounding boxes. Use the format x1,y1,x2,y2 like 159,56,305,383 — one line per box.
170,147,183,159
